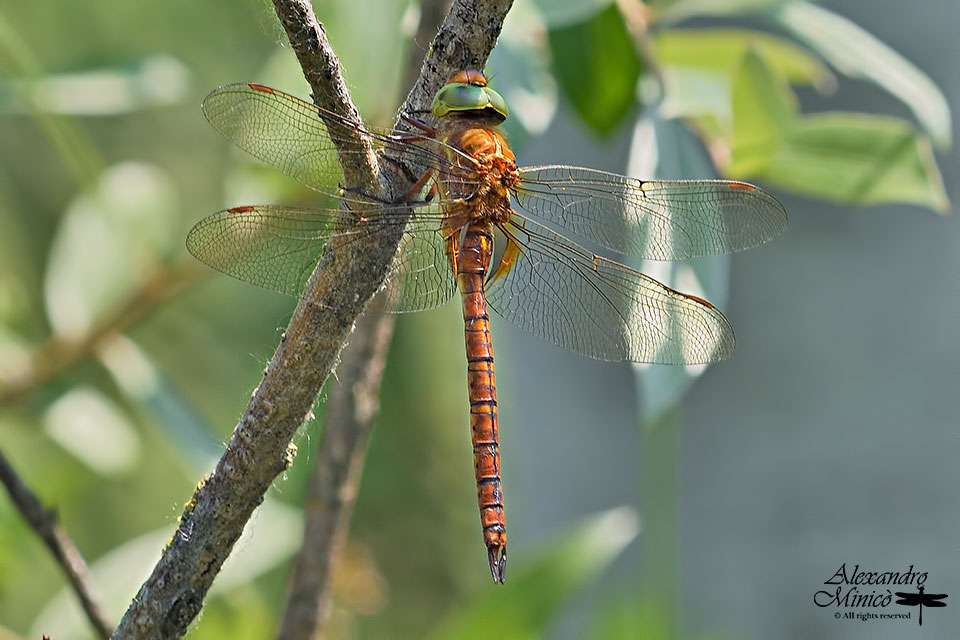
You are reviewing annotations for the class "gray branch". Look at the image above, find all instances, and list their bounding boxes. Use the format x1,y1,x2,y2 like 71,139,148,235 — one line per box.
0,448,113,639
276,1,452,637
112,0,513,637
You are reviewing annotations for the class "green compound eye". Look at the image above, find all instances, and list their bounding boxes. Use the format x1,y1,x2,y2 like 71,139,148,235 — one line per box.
432,83,508,121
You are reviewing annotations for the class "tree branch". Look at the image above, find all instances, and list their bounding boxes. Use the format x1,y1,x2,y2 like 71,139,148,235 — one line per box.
112,0,513,638
0,448,113,639
276,4,453,637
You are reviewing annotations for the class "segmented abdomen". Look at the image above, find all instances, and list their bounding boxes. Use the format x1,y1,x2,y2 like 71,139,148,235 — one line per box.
457,221,506,582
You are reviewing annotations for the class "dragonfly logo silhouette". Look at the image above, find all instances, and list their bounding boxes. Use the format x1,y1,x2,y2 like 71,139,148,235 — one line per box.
894,585,948,626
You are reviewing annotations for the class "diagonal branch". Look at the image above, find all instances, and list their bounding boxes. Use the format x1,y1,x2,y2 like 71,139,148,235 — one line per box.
276,4,452,637
0,448,113,639
112,0,513,638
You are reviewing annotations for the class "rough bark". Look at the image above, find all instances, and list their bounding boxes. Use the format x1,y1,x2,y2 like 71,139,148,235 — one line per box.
112,0,513,638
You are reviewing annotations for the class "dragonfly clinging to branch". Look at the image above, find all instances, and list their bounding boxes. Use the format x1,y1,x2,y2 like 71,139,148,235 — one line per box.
187,70,787,583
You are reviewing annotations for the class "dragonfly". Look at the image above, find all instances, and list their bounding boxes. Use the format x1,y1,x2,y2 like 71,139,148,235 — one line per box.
187,70,787,583
895,586,948,626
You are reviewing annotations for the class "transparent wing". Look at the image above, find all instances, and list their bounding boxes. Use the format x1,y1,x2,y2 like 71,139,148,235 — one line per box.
384,208,461,313
185,204,457,312
514,165,787,260
486,216,735,364
202,83,479,197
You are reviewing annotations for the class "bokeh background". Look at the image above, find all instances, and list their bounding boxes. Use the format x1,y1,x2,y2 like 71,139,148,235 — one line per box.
0,0,956,638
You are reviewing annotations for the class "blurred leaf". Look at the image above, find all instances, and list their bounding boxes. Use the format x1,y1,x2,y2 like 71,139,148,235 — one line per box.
0,56,191,116
97,335,221,472
548,3,643,136
43,386,141,475
43,162,179,337
189,590,275,640
531,0,613,28
492,6,558,143
758,113,950,212
730,50,795,175
30,498,301,640
653,28,835,91
0,12,102,185
771,2,952,149
658,66,729,126
723,46,948,212
430,507,639,639
653,0,792,24
589,594,672,638
628,116,731,421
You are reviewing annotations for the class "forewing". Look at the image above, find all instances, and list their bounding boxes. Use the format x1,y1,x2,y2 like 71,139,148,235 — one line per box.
186,204,456,312
485,216,735,364
203,84,349,195
515,165,787,260
202,83,480,197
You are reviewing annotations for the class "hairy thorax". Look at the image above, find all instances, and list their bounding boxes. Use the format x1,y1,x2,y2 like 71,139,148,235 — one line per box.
437,115,519,224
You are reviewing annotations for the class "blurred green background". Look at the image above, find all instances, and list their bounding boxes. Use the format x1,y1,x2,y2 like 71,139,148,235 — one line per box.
0,0,956,638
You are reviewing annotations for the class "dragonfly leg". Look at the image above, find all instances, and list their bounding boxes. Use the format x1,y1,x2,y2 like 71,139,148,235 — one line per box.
399,113,438,137
379,156,441,205
338,185,394,205
401,167,436,202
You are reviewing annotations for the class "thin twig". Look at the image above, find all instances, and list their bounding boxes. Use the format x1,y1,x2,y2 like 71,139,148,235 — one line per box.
0,258,205,406
0,448,113,639
112,0,513,638
277,5,453,637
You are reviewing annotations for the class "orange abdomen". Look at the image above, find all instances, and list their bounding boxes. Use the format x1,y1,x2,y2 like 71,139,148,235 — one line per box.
457,221,506,582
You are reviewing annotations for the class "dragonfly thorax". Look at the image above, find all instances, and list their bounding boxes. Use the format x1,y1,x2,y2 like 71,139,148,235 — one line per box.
438,119,518,223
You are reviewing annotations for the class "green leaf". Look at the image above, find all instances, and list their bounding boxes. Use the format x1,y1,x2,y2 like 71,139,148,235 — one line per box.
490,13,558,145
430,508,639,639
43,386,142,475
654,28,835,91
589,595,673,639
548,3,643,136
771,2,952,149
658,68,730,146
730,50,795,175
0,12,103,186
532,0,613,28
759,113,949,212
43,162,180,337
653,0,793,24
0,56,191,116
96,335,222,473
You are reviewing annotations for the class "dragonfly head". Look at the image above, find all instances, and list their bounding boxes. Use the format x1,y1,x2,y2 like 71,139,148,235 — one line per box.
432,70,508,123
